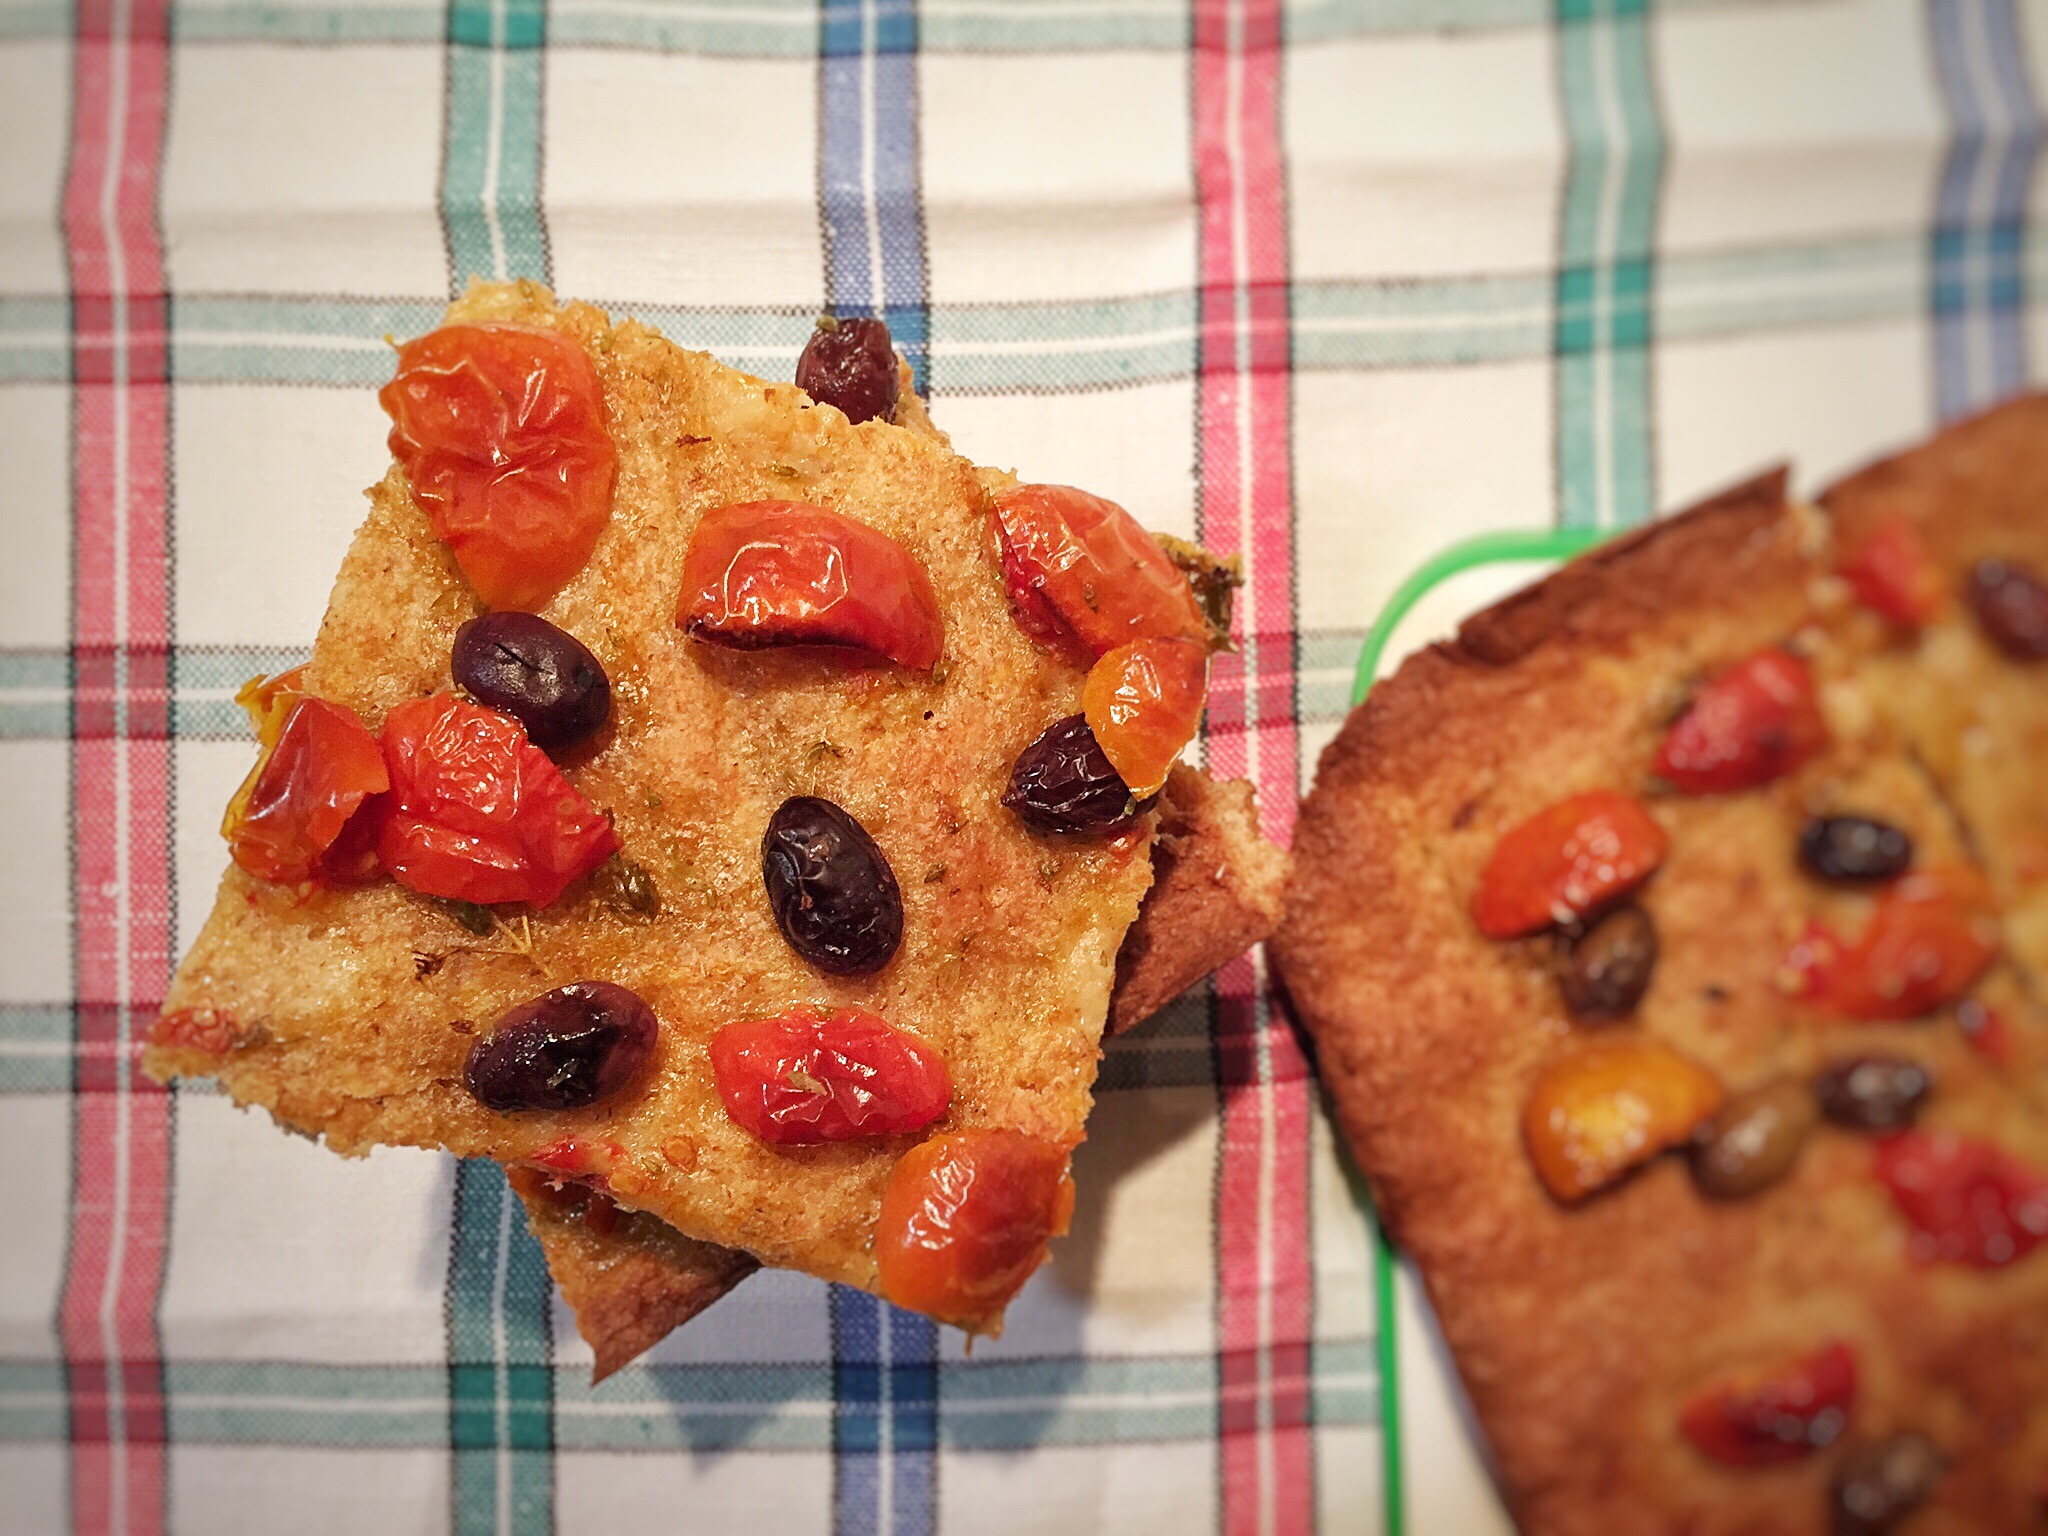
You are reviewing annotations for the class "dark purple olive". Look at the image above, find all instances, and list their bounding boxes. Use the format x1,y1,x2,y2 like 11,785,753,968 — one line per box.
1799,815,1914,883
1814,1055,1934,1132
1831,1432,1944,1535
795,316,899,426
1556,905,1658,1021
1967,558,2048,659
465,980,657,1112
762,796,903,975
1002,714,1142,836
452,612,611,748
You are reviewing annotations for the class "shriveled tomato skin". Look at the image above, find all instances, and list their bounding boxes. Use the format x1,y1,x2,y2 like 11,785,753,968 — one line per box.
1876,1130,2048,1268
376,693,621,908
1679,1343,1857,1467
226,697,390,885
710,1007,950,1145
380,323,616,612
1081,637,1209,797
1841,515,1942,629
990,484,1211,660
1792,867,2000,1021
876,1129,1074,1330
1472,791,1668,939
678,500,944,670
1655,647,1825,794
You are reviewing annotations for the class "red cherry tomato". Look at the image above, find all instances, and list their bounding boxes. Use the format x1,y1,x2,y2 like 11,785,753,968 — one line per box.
1080,637,1209,797
380,323,616,612
1679,1342,1857,1467
1655,647,1826,794
224,697,390,885
875,1129,1074,1329
1791,867,2000,1020
1876,1130,2048,1268
1471,791,1669,939
1840,515,1942,629
990,484,1211,661
709,1006,950,1145
678,500,944,670
376,693,621,908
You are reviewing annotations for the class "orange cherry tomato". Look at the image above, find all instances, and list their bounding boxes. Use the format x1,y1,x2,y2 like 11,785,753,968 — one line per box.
1080,637,1209,797
678,500,944,670
990,484,1211,661
1522,1041,1724,1204
224,697,390,886
375,693,621,908
709,1007,951,1145
380,323,616,612
1472,791,1669,939
1876,1130,2048,1268
1655,647,1826,795
875,1129,1074,1330
1679,1343,1857,1467
1840,514,1942,629
1791,867,2000,1020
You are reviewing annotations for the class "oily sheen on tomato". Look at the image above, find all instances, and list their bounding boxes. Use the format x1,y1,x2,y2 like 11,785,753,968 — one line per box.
1655,646,1826,794
1081,636,1209,797
709,1007,949,1145
380,323,616,612
376,693,620,907
1793,867,2000,1020
225,697,389,885
1472,791,1668,939
1679,1343,1857,1467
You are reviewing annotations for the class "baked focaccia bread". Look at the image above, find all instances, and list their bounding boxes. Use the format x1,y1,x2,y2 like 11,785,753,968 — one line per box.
1276,402,2048,1535
147,281,1276,1333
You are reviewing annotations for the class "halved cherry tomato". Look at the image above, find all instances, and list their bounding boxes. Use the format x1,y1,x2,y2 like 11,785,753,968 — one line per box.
1841,515,1942,629
1679,1342,1857,1467
1876,1130,2048,1268
235,665,311,748
1472,791,1668,939
1081,637,1209,797
678,500,944,670
376,693,620,907
1791,867,2000,1020
380,323,616,612
710,1006,950,1145
224,697,390,885
990,484,1212,661
1522,1041,1724,1204
875,1128,1074,1330
1655,647,1826,794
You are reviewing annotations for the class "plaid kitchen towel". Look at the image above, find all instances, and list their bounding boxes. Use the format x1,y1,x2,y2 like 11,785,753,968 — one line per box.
1,0,2044,1531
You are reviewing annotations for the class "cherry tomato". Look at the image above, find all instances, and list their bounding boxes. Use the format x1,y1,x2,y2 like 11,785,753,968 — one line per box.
1080,637,1209,797
709,1006,950,1145
990,484,1212,660
1679,1342,1857,1467
1876,1130,2048,1268
1655,647,1826,794
224,697,390,885
380,323,616,612
875,1128,1074,1329
1792,867,2000,1021
376,693,621,908
1840,515,1942,629
1522,1041,1724,1204
235,665,310,748
1472,791,1668,940
678,500,944,670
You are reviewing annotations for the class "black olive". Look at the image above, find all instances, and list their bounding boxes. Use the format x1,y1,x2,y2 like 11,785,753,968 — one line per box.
1967,557,2048,660
1830,1432,1944,1535
762,796,903,975
1690,1078,1817,1199
465,980,657,1112
1556,906,1658,1021
795,316,899,426
1799,815,1914,883
451,612,611,748
1002,714,1143,836
1813,1056,1934,1132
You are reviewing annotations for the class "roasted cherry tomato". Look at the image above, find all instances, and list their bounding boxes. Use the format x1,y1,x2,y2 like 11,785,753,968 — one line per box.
990,484,1212,661
1522,1041,1724,1204
1791,867,2000,1021
1840,515,1941,629
1472,791,1668,940
875,1128,1074,1329
1875,1130,2048,1268
376,693,621,907
678,500,944,670
1080,637,1208,797
710,1006,950,1145
235,665,311,748
380,323,616,612
224,697,389,885
1655,647,1826,794
1679,1342,1857,1467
